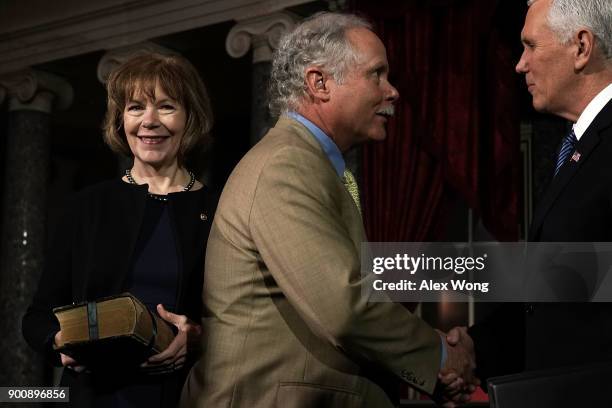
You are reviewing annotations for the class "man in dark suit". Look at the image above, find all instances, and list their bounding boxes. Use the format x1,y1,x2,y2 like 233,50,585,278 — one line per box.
446,0,612,382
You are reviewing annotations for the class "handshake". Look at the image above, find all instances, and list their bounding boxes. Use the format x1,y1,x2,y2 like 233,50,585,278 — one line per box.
435,326,479,407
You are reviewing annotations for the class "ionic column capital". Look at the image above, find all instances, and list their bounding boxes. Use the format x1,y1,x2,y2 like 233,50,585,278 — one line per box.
0,69,73,113
97,42,178,84
226,12,297,63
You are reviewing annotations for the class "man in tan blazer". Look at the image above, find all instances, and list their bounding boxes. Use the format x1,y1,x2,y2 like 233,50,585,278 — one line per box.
182,12,476,408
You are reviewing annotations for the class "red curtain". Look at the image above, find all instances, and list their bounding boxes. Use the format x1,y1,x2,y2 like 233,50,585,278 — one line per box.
354,0,523,242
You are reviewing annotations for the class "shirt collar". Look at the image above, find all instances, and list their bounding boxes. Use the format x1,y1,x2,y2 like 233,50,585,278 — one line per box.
287,111,345,176
573,83,612,141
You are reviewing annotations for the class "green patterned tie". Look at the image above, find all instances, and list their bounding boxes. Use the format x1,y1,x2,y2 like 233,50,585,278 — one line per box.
342,169,361,214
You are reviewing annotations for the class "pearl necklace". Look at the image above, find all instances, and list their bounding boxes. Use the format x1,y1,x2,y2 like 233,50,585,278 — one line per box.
125,169,196,202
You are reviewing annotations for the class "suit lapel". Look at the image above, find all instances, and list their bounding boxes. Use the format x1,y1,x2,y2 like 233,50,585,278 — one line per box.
529,100,612,241
274,117,365,237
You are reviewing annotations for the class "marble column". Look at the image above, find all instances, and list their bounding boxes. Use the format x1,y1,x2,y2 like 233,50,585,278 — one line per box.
0,70,72,387
226,12,296,145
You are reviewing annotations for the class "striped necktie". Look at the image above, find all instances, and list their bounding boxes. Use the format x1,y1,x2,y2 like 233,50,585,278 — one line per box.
342,169,361,214
554,129,578,177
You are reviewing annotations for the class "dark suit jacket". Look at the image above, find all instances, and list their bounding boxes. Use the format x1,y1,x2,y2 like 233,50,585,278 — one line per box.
470,99,612,380
21,179,214,406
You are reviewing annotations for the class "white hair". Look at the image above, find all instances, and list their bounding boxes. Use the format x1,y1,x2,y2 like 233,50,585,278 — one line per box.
529,0,612,60
268,12,372,116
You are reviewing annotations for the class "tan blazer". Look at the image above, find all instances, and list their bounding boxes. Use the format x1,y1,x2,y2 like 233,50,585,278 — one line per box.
181,117,441,408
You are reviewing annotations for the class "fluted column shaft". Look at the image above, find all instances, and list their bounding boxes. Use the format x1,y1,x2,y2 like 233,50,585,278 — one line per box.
0,70,72,388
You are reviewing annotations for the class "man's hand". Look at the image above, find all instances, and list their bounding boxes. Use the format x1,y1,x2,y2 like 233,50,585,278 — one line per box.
434,327,479,407
443,326,476,378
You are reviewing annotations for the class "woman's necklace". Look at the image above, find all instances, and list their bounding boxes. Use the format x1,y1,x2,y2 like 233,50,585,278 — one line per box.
125,169,196,202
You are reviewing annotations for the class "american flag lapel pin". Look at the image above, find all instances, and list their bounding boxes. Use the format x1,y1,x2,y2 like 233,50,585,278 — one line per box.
571,151,581,162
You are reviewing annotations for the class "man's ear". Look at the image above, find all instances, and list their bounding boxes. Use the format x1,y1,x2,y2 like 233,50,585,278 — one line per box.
305,68,330,102
574,29,595,71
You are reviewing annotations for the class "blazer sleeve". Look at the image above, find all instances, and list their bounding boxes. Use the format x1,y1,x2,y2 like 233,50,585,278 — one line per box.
249,146,441,395
467,302,525,383
21,199,76,365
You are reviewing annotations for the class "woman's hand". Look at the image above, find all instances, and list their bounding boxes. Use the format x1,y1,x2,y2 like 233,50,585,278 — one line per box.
54,331,86,372
141,304,202,373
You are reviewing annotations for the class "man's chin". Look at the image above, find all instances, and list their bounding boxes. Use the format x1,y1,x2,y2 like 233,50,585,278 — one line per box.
367,131,388,143
531,96,548,113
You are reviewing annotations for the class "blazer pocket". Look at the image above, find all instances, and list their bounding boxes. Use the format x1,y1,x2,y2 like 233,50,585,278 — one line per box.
276,382,362,408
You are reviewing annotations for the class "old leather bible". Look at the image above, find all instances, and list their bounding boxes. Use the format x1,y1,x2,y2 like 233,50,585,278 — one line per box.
53,293,175,368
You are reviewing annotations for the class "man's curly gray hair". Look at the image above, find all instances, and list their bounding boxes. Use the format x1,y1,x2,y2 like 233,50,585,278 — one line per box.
268,12,372,116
